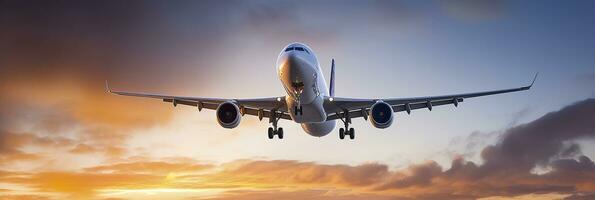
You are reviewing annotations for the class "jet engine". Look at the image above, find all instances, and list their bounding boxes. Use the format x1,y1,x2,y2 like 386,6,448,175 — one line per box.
369,101,394,129
216,101,241,128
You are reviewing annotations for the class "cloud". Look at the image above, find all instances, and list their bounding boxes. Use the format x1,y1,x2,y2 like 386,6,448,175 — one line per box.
0,77,175,165
0,130,74,164
0,160,210,198
17,172,163,197
84,160,213,175
564,193,595,200
0,195,52,200
199,189,397,200
203,160,389,188
376,161,442,189
201,98,595,199
0,95,594,199
480,98,595,174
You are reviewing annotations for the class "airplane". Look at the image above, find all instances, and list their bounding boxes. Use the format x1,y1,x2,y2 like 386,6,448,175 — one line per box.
106,42,537,140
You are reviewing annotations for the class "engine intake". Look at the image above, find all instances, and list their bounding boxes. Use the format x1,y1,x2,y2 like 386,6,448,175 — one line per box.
369,101,394,129
216,101,241,129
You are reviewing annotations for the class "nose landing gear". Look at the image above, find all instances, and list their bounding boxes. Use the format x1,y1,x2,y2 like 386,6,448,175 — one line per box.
337,110,355,140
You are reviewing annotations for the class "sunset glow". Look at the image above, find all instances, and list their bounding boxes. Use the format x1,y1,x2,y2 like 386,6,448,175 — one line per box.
1,1,595,200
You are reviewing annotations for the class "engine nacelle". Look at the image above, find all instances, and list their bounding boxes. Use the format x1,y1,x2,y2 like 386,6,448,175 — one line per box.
369,101,394,129
216,101,241,129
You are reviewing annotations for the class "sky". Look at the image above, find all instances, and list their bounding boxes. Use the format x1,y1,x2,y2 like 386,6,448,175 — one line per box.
0,0,595,199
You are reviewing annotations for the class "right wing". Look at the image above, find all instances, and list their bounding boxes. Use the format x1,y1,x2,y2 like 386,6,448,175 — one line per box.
325,73,537,120
105,81,291,120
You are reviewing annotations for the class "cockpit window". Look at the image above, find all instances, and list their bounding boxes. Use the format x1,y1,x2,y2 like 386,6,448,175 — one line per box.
285,46,309,54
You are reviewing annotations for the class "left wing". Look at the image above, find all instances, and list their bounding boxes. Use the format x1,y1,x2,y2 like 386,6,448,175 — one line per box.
105,81,291,120
325,73,537,120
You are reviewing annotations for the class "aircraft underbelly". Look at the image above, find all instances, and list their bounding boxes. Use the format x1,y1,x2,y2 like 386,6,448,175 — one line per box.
301,121,335,137
289,97,326,123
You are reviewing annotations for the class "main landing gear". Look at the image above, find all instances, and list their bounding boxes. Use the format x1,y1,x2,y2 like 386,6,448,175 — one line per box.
268,110,283,139
337,110,355,140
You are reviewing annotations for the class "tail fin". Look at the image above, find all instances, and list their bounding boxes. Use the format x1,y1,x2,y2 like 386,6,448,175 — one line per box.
329,59,335,97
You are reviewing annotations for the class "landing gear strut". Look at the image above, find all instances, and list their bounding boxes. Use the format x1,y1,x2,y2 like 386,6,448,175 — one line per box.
294,106,303,116
268,110,284,139
337,110,355,140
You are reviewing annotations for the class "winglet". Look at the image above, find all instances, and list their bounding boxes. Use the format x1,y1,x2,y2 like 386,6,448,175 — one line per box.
528,72,538,88
105,80,112,93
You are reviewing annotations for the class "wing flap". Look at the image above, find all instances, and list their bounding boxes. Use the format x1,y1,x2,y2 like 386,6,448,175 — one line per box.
392,98,463,113
163,98,219,110
107,81,289,120
325,73,536,121
326,98,464,121
162,98,291,120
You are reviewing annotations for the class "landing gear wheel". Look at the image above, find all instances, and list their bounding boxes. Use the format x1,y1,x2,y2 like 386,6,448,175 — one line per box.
338,110,354,140
268,127,274,139
278,128,284,139
268,110,284,139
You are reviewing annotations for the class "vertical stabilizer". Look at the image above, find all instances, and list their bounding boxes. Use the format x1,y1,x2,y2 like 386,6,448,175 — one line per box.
330,59,335,97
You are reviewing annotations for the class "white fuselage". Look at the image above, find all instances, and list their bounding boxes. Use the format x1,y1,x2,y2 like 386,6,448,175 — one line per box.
276,43,335,137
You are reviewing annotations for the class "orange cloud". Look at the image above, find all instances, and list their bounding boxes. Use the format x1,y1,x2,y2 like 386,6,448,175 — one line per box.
84,161,213,175
69,144,97,154
0,77,173,128
203,160,389,188
0,157,593,200
0,131,73,164
0,194,52,200
22,172,163,197
0,76,178,165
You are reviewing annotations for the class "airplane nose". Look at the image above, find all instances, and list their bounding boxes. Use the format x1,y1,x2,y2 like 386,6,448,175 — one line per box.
279,53,311,100
286,52,299,64
286,53,311,78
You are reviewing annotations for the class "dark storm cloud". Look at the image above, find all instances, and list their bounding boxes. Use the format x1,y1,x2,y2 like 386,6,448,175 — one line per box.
479,98,595,174
372,98,595,197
